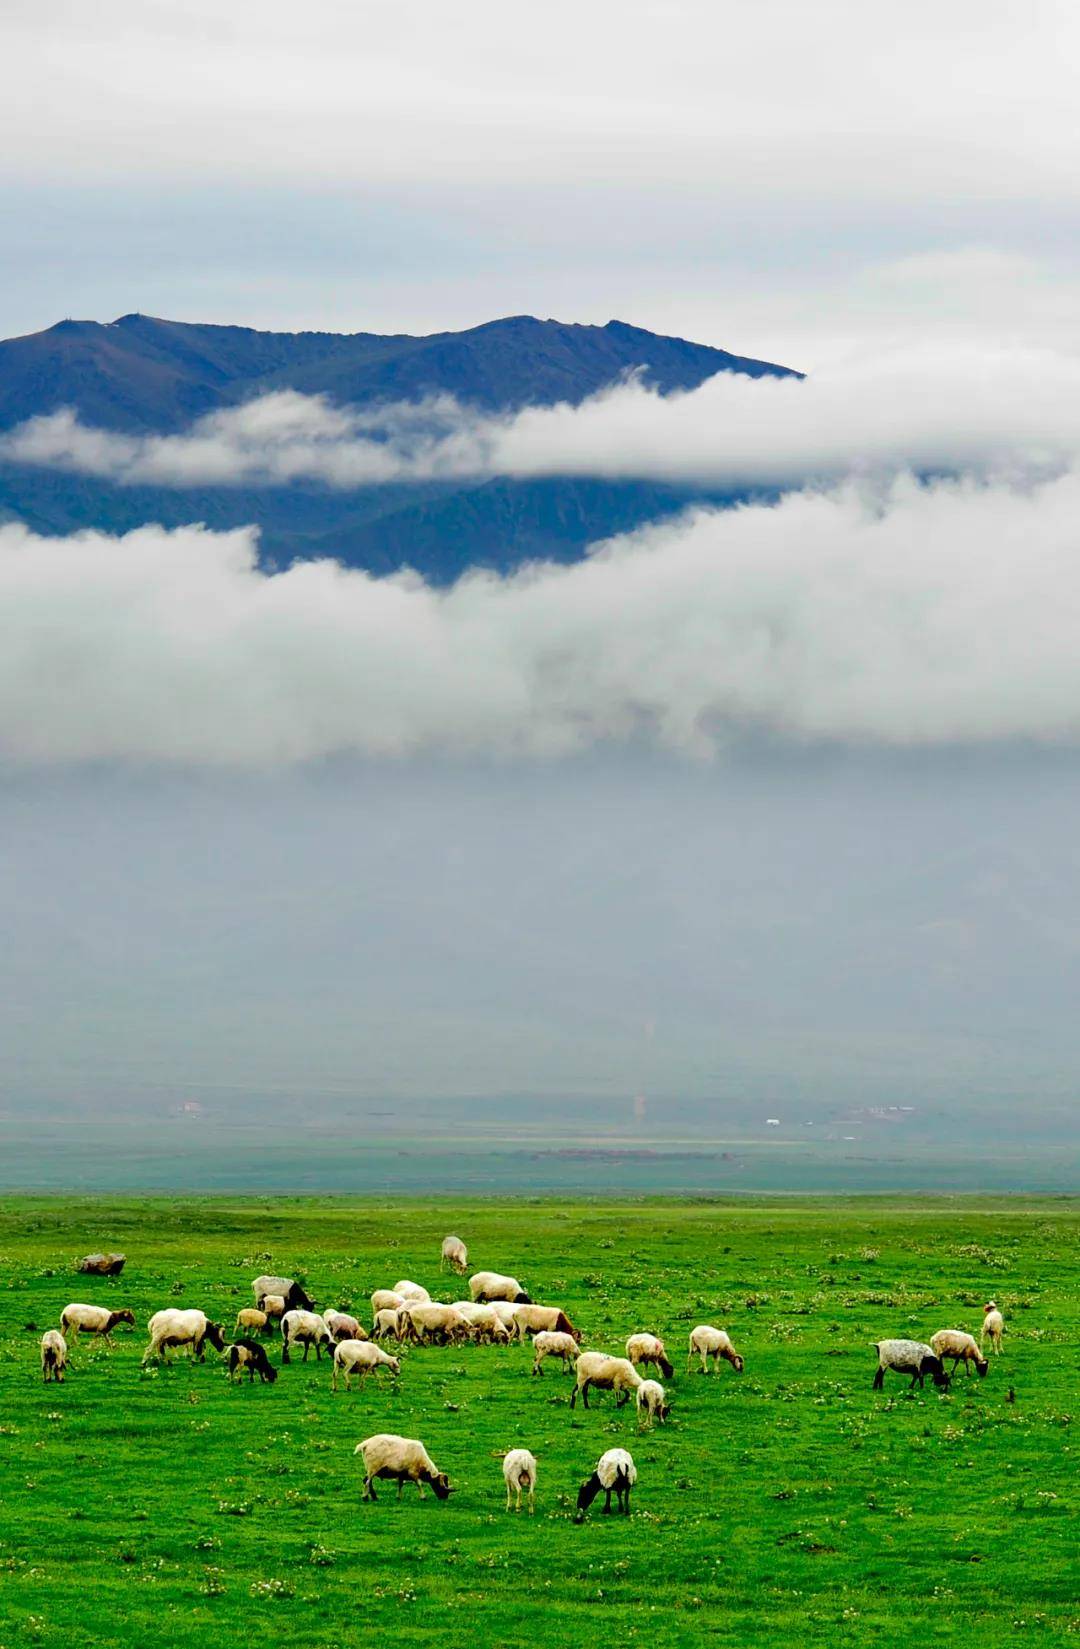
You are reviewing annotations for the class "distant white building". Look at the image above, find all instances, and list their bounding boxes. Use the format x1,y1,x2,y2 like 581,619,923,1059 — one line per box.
766,1117,781,1127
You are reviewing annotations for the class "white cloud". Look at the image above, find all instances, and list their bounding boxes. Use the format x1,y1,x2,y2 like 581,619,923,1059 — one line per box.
6,464,1080,765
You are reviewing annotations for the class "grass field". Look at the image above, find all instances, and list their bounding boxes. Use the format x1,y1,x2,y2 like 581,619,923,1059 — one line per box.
0,1196,1076,1647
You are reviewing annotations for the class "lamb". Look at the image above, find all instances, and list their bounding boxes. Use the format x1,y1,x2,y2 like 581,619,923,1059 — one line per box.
531,1330,579,1376
280,1309,331,1363
261,1294,287,1325
332,1339,401,1391
930,1329,990,1377
574,1447,636,1522
59,1303,136,1345
441,1235,468,1274
510,1304,579,1342
234,1308,271,1337
41,1329,67,1383
400,1302,470,1344
354,1433,453,1501
570,1352,643,1410
452,1302,512,1343
252,1274,314,1312
982,1301,1005,1354
626,1333,674,1378
502,1448,537,1513
687,1325,744,1374
143,1308,226,1363
636,1378,671,1428
392,1280,430,1303
372,1308,403,1341
227,1338,278,1384
872,1338,951,1390
370,1289,405,1318
468,1271,531,1305
323,1310,366,1344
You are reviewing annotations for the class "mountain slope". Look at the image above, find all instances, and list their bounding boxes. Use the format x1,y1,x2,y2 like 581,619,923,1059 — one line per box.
0,312,798,579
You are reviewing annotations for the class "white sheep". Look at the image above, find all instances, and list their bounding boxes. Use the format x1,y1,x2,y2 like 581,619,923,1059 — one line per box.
332,1339,401,1391
281,1309,331,1363
41,1329,67,1383
982,1301,1005,1354
570,1352,642,1410
930,1329,989,1377
400,1301,470,1344
635,1378,670,1428
687,1325,744,1374
502,1447,537,1513
441,1235,468,1274
261,1294,287,1325
488,1301,518,1331
143,1308,226,1363
252,1275,314,1312
370,1289,405,1319
531,1330,579,1376
392,1280,430,1303
59,1303,136,1344
354,1433,453,1501
872,1338,950,1390
468,1270,531,1304
372,1308,403,1341
451,1302,512,1343
323,1310,365,1344
574,1447,636,1521
625,1332,673,1377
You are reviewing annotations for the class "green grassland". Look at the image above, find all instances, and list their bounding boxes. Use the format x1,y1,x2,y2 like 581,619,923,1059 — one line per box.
0,1196,1076,1648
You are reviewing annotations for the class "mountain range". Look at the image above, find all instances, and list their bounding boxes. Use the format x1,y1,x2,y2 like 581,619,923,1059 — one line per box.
0,312,797,579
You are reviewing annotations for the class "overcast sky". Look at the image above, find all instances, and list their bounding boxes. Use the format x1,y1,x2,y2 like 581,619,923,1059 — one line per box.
3,1,1080,364
4,4,1080,1165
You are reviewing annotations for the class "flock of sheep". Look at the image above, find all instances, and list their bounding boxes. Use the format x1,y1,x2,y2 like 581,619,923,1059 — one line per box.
36,1233,1009,1523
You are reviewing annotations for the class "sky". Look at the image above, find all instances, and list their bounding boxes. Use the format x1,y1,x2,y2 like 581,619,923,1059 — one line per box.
3,2,1080,1175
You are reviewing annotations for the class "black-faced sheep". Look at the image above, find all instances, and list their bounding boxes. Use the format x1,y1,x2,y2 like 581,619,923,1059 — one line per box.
280,1309,331,1363
227,1338,278,1384
574,1447,636,1522
872,1338,950,1390
41,1329,67,1383
626,1332,673,1378
252,1275,314,1312
355,1433,453,1501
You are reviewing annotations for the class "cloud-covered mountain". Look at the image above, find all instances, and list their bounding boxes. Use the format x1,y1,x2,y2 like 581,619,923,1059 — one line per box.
0,312,796,577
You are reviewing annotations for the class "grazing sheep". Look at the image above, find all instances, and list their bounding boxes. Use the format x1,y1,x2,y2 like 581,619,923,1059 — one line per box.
281,1309,331,1364
143,1309,226,1363
332,1339,401,1391
371,1289,405,1318
570,1352,643,1410
687,1325,744,1375
261,1294,287,1325
872,1339,950,1390
636,1378,670,1428
510,1304,579,1342
531,1330,579,1376
451,1302,512,1343
930,1329,989,1377
469,1271,531,1305
392,1280,430,1303
626,1333,674,1378
502,1448,537,1513
372,1308,403,1341
488,1301,518,1331
252,1275,314,1312
323,1310,365,1344
982,1301,1005,1354
77,1252,126,1276
441,1235,468,1274
41,1329,67,1383
354,1433,453,1501
234,1308,271,1337
59,1304,136,1345
574,1447,636,1522
400,1302,470,1345
227,1338,278,1384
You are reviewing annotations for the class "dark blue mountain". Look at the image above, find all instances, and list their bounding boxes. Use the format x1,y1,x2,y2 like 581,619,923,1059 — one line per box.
0,313,798,579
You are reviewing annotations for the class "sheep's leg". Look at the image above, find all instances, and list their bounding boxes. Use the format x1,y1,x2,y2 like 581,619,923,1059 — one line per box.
528,1488,535,1515
602,1489,612,1514
364,1475,377,1501
872,1366,885,1390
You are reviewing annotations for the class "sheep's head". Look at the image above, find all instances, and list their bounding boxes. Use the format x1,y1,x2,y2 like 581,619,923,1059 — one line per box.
731,1353,745,1372
515,1292,532,1305
205,1322,227,1352
431,1473,454,1499
658,1356,674,1378
115,1309,136,1327
976,1358,989,1378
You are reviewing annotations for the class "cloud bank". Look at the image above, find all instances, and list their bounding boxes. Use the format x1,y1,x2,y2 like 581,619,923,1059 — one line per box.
8,344,1080,493
6,465,1080,765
